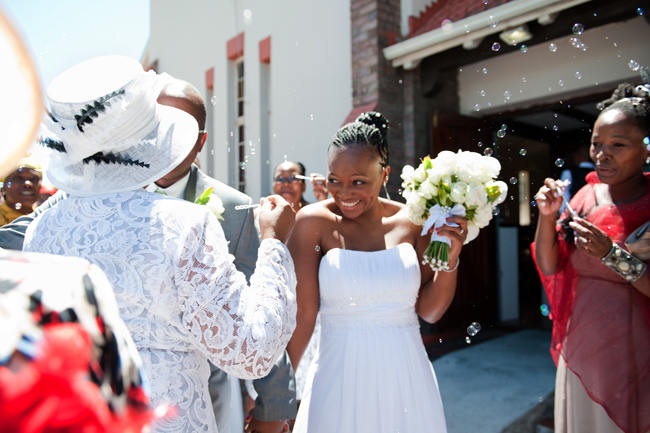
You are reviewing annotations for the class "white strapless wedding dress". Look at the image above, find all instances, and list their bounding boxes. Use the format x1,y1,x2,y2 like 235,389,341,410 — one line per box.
293,243,447,433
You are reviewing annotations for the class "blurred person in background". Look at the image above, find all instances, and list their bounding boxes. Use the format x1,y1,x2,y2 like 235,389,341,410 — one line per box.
0,158,42,225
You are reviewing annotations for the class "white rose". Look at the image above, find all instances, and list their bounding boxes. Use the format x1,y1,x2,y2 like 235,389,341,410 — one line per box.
401,165,415,181
487,180,508,204
450,182,468,204
407,206,427,225
473,205,493,228
465,182,488,207
464,223,480,244
419,180,438,199
414,165,427,183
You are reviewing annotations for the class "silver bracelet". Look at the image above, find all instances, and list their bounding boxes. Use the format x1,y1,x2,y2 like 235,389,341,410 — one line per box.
441,258,460,272
600,243,647,283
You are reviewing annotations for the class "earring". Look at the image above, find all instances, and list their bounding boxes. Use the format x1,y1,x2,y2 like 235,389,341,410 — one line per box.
383,182,391,200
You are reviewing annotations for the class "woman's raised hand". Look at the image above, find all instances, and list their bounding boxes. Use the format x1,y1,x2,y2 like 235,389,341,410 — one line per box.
258,195,296,243
569,217,612,258
534,178,566,217
435,216,468,265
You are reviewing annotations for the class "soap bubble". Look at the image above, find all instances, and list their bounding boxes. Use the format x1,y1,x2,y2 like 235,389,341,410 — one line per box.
519,148,527,156
210,96,218,106
636,7,644,16
491,42,501,52
540,304,550,317
496,129,506,138
509,177,518,184
552,124,559,132
500,124,507,130
242,9,253,25
520,45,528,53
572,23,584,35
482,67,488,74
480,89,486,97
575,71,583,80
558,79,565,87
521,76,527,83
465,336,472,344
548,43,558,53
628,59,640,72
309,113,315,120
314,245,321,252
467,322,482,336
488,15,498,28
483,148,493,156
474,104,481,112
492,207,501,216
555,158,565,167
643,136,650,146
503,90,511,101
14,202,22,210
477,140,484,148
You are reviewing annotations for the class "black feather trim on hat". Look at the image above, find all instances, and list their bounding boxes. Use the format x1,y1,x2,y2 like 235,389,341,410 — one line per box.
74,89,125,132
83,152,150,168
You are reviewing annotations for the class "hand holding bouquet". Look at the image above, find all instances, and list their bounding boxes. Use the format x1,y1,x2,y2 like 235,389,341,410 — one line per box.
401,150,508,271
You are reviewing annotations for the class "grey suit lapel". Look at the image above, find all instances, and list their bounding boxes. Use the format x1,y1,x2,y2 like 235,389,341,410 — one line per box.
183,165,199,203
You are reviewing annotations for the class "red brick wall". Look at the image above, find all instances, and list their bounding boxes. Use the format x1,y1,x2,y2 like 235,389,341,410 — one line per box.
350,0,406,197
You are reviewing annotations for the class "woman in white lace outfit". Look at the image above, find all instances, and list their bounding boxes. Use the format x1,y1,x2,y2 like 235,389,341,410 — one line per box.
23,56,297,433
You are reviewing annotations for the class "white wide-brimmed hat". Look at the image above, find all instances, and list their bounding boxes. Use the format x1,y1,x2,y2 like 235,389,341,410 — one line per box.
38,55,198,196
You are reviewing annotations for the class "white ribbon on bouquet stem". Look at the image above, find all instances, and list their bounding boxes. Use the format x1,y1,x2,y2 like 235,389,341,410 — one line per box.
420,203,466,246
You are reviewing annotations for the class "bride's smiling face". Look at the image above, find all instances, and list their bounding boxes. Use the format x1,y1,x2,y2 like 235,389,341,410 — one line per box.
327,145,388,219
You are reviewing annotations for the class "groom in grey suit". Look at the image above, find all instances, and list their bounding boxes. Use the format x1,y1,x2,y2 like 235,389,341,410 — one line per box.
0,77,296,433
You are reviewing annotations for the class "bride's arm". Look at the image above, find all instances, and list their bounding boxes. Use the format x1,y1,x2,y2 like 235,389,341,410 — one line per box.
415,216,468,323
286,207,322,370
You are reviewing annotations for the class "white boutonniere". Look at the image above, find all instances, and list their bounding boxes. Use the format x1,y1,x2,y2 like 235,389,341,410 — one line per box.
195,187,225,220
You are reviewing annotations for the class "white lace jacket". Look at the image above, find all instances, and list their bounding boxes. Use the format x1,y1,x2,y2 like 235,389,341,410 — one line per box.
24,190,297,433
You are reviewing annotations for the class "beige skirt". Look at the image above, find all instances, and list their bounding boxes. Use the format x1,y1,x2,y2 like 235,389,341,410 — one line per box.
554,356,625,433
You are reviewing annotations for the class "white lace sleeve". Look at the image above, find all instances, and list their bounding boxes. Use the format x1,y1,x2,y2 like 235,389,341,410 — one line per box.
176,212,296,379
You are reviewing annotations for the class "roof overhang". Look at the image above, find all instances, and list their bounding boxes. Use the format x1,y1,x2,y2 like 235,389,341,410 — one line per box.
383,0,593,70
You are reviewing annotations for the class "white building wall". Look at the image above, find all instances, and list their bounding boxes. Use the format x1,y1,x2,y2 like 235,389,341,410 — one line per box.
458,17,650,116
148,1,352,201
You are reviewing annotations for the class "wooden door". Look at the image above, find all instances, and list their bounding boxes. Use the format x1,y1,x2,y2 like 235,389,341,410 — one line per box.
423,111,499,337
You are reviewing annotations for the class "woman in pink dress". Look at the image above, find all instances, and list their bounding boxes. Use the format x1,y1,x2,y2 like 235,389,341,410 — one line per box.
533,83,650,433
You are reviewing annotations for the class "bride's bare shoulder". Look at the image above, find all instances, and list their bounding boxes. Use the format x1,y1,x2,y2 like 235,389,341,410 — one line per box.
295,199,338,226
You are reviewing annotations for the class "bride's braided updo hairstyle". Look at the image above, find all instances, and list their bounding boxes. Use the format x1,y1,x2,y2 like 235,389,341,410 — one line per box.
329,111,390,167
598,81,650,136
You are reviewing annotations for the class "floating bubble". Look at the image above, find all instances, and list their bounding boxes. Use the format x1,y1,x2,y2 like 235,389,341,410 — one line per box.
613,41,619,48
480,89,486,96
519,148,527,156
465,336,472,344
467,322,482,336
558,79,565,87
242,8,253,25
553,113,559,118
477,140,484,148
398,79,403,84
531,200,537,207
496,129,506,138
210,95,218,106
488,15,498,28
464,24,471,34
575,71,583,80
441,19,453,33
439,338,443,343
500,124,507,130
309,113,315,120
521,76,527,83
548,43,558,53
283,154,288,161
314,245,321,252
14,202,22,210
637,7,644,16
509,177,518,184
483,0,488,4
474,104,481,112
492,207,500,216
229,131,234,137
483,147,493,156
491,42,501,52
482,67,488,74
572,23,584,35
266,160,270,165
555,158,565,167
628,59,640,72
540,304,550,317
503,90,511,101
643,136,650,146
520,44,528,53
552,124,559,132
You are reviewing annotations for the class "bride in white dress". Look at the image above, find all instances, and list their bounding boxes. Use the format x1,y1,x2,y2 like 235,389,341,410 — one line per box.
288,112,468,433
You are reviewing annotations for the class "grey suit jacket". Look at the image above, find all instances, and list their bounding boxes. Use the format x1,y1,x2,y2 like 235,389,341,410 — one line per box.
180,166,298,422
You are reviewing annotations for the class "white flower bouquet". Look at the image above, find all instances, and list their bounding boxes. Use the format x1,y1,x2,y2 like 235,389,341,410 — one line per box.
400,150,508,270
195,187,225,220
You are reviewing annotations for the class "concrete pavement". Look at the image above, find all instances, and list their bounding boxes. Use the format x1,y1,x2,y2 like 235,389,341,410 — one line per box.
433,329,556,433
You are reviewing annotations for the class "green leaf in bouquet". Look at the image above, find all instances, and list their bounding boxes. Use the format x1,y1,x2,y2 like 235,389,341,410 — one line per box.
195,187,214,205
486,185,501,202
423,155,433,170
465,207,477,221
